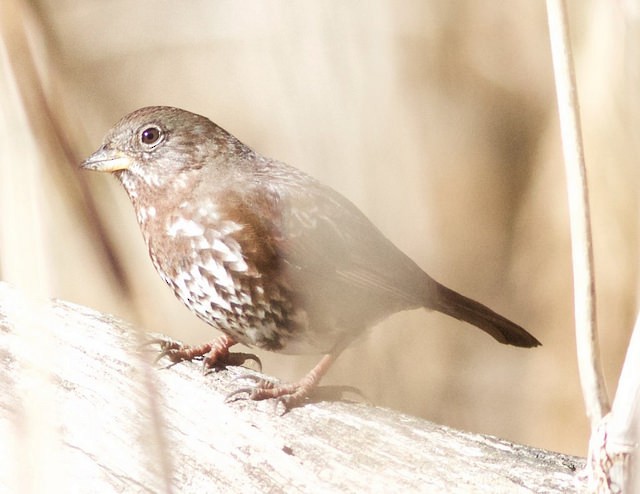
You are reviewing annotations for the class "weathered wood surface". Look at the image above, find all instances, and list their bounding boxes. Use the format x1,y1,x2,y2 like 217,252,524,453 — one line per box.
0,282,584,493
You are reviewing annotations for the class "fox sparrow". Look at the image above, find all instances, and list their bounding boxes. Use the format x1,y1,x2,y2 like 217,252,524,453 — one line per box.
82,106,540,410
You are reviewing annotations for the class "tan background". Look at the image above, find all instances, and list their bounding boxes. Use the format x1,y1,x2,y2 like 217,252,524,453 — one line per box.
2,0,638,457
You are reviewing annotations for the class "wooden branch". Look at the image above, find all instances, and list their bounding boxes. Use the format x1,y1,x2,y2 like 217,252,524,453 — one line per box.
0,282,584,492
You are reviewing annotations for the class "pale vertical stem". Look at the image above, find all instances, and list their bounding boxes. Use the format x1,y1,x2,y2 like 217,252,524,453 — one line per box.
545,0,610,425
607,313,640,491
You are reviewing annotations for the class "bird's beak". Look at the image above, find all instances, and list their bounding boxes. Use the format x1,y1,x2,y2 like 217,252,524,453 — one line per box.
81,148,131,172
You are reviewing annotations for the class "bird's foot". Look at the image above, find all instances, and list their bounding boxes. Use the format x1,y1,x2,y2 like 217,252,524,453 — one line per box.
146,334,262,372
226,353,336,413
226,375,314,413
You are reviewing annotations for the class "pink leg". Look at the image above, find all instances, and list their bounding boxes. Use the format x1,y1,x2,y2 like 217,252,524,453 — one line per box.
227,353,337,411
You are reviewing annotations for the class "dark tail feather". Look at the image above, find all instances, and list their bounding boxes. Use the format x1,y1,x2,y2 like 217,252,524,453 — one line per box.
430,282,541,348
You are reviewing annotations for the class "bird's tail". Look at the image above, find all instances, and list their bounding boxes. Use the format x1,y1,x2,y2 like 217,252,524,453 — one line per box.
429,280,541,348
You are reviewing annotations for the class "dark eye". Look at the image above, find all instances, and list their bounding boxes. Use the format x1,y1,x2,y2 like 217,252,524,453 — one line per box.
139,126,164,148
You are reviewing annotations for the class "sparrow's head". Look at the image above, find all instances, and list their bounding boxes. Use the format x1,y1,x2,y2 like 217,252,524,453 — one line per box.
81,106,251,199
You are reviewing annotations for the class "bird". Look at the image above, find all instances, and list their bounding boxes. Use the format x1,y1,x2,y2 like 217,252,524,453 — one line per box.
81,106,540,411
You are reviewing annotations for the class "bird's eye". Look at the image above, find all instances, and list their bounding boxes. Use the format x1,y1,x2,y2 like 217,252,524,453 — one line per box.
139,125,164,148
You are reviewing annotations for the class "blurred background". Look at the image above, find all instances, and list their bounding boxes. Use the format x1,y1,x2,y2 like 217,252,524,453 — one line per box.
1,0,638,457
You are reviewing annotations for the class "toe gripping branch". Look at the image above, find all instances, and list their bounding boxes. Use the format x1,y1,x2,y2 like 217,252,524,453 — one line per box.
146,335,342,414
226,353,337,414
146,334,262,372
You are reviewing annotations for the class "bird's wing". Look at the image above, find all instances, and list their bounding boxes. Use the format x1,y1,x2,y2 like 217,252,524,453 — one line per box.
220,174,429,307
289,186,428,305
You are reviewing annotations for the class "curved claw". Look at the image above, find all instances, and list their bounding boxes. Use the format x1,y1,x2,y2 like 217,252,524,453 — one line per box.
139,337,175,356
154,346,193,365
225,375,278,400
202,352,262,374
140,337,172,349
147,339,185,365
229,374,272,386
231,352,263,372
225,386,258,403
